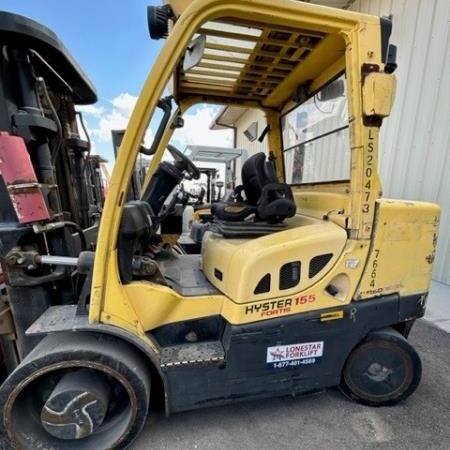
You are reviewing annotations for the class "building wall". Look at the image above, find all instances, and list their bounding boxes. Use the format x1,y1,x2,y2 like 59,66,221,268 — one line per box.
350,0,450,284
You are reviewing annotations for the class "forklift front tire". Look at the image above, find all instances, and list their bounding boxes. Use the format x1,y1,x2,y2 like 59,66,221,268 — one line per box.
0,332,151,450
340,327,421,406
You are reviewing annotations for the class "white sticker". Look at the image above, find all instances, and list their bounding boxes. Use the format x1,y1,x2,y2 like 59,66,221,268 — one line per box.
345,259,360,269
266,341,324,369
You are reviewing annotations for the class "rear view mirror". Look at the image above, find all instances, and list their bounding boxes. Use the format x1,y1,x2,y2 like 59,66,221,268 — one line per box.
317,79,345,102
183,35,206,71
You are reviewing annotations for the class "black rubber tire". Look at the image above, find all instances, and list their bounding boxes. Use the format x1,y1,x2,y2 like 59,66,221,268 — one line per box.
0,332,151,450
340,328,421,406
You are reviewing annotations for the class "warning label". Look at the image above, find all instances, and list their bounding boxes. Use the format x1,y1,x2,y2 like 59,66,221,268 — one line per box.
266,341,324,369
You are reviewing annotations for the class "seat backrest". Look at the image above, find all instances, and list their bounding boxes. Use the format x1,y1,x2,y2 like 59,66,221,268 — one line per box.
241,152,278,205
211,152,295,226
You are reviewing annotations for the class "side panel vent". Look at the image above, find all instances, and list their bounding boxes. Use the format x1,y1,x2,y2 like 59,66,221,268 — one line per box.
254,273,271,294
279,261,301,290
309,253,333,278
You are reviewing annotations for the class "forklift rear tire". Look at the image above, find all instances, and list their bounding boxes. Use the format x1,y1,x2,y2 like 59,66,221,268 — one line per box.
339,328,421,406
0,332,151,450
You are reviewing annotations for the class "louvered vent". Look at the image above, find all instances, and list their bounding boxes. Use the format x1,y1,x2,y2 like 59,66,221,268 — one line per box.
309,254,333,278
279,261,301,290
254,273,271,294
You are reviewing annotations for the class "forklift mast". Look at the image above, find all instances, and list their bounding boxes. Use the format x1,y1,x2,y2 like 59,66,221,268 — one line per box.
0,11,104,369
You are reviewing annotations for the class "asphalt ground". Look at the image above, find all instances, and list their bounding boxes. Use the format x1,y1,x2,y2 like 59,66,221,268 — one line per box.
131,319,450,450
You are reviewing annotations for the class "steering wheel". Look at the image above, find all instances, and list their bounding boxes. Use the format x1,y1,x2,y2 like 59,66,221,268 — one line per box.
167,144,200,180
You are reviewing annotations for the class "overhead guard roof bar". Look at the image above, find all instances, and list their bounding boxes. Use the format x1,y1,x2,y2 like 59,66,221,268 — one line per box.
179,17,329,105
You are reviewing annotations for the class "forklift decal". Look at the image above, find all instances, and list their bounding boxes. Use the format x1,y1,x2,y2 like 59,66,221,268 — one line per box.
245,298,292,317
266,341,324,369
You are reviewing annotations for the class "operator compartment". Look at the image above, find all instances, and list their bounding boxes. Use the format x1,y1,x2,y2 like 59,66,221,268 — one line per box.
202,215,347,303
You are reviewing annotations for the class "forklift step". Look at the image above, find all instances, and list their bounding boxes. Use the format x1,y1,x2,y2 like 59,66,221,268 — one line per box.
160,341,225,369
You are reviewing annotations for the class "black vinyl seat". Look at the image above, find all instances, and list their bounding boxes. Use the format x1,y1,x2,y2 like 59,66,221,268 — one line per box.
212,152,296,226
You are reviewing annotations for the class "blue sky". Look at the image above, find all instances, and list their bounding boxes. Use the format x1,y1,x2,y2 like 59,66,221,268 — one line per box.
1,1,161,100
1,1,231,163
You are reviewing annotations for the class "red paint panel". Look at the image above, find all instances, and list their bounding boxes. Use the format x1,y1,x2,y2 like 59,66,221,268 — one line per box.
0,132,50,223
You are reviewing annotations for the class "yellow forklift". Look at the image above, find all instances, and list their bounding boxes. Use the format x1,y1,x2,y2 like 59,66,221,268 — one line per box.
0,1,440,449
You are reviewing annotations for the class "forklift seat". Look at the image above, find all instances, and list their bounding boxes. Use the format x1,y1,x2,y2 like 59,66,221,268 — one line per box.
212,152,296,225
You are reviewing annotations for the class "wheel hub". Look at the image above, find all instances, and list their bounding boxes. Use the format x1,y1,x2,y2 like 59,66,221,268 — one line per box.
41,370,111,440
366,362,393,382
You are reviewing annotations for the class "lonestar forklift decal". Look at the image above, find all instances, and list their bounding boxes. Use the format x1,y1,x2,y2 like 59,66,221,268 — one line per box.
266,341,324,369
